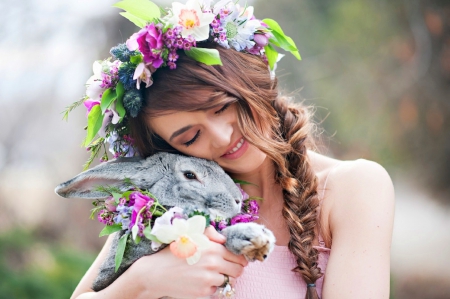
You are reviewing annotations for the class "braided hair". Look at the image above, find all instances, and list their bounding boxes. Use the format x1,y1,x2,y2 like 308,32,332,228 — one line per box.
130,43,324,298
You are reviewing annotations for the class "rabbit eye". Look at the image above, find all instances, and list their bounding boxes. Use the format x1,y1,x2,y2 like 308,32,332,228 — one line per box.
184,172,197,180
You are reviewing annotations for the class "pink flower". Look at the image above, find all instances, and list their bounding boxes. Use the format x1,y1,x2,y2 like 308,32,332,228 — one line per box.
248,200,259,215
230,213,257,225
83,98,100,116
130,192,154,227
105,197,117,212
218,220,228,231
127,24,164,69
253,33,269,47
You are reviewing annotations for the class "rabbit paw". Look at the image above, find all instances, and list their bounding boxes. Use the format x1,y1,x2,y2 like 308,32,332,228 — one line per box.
222,222,276,262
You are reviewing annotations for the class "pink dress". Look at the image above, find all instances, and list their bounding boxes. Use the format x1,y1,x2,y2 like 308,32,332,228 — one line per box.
211,163,339,299
228,237,330,299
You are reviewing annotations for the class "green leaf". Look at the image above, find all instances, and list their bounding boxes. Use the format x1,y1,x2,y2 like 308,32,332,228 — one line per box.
143,232,161,243
100,88,117,114
113,0,161,23
285,36,301,60
119,12,147,28
130,55,143,65
112,192,122,203
99,224,122,237
115,233,128,272
115,82,126,119
185,48,222,66
264,44,278,70
61,97,86,121
263,18,301,60
249,196,264,202
270,31,297,52
233,179,258,187
84,105,104,147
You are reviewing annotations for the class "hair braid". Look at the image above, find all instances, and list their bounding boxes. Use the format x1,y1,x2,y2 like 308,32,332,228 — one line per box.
272,97,323,299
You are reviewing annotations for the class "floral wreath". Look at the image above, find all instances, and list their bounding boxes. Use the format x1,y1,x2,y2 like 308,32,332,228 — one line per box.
94,181,260,271
62,0,301,169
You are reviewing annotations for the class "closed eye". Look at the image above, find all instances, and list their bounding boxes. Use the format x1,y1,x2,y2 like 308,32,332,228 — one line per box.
183,130,201,147
214,103,230,114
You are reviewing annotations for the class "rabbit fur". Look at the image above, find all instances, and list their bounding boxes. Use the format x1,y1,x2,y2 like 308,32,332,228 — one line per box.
55,152,275,292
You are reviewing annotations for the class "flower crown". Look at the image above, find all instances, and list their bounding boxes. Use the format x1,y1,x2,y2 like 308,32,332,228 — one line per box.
63,0,301,169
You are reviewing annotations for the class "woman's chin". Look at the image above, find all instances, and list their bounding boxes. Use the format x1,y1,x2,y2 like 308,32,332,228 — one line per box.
218,145,267,175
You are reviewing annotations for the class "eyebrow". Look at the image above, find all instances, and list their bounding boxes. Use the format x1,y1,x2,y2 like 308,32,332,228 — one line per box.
169,125,193,142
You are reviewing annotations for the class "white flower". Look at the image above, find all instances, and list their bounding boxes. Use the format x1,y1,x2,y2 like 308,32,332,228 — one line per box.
217,4,261,51
151,215,209,265
99,103,120,138
85,61,105,100
150,207,184,251
270,53,285,79
133,63,153,89
169,0,215,41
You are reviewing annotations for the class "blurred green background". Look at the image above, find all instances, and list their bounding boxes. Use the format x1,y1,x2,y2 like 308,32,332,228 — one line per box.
1,0,449,298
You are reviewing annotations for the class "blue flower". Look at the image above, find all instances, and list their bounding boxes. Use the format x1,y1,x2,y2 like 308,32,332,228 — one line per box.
118,62,137,91
110,43,137,63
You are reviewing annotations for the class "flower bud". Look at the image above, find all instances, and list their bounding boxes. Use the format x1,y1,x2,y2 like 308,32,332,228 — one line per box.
253,34,269,47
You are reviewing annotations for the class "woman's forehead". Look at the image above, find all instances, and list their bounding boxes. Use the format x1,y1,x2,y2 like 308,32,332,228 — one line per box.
147,110,201,138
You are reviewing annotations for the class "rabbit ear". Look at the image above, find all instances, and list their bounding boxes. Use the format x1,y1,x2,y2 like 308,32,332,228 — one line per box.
55,156,158,200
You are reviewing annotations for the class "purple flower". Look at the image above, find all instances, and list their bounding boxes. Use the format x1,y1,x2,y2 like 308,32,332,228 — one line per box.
253,33,269,47
97,209,114,225
230,213,257,225
105,197,117,212
175,39,184,49
167,61,176,69
218,220,228,230
247,44,263,55
211,18,220,28
130,192,154,227
127,24,164,69
168,51,179,62
83,99,100,116
248,200,259,215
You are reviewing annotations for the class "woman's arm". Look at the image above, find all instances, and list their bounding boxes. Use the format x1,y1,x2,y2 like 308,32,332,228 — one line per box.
321,159,395,299
72,227,248,299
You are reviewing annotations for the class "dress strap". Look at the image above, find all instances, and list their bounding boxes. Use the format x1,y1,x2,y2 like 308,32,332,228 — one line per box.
317,162,344,247
320,162,344,201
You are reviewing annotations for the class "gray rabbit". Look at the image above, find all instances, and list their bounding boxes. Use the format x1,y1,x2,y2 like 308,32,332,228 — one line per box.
55,152,275,292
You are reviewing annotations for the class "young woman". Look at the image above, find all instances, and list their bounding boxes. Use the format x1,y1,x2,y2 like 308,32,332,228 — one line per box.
70,2,395,298
71,43,394,299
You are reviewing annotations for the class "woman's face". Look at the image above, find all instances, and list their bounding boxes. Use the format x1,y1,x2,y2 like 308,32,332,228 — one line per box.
148,101,267,175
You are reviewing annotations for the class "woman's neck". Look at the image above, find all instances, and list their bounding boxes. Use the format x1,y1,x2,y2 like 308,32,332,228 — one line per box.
230,157,290,244
229,157,280,199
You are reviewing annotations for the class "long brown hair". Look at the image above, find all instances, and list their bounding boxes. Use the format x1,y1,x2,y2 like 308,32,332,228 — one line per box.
129,43,323,299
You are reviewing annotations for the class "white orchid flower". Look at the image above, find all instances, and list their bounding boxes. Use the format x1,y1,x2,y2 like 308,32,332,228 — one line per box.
150,207,184,251
169,0,215,41
151,215,209,265
133,63,153,89
85,61,105,101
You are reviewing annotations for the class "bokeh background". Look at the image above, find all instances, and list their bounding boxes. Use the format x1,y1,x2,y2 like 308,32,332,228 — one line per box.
1,0,449,298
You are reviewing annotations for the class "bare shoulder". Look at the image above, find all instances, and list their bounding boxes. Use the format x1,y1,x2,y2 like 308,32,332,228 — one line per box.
325,158,395,247
318,158,395,298
328,159,395,210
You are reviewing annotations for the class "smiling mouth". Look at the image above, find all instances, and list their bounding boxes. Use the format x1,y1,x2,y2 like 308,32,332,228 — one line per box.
225,137,245,155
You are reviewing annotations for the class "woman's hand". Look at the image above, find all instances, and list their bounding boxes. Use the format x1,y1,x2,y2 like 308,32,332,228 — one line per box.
129,226,248,299
73,226,247,299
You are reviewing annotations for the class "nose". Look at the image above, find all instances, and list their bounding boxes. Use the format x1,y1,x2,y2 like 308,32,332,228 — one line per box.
209,120,232,149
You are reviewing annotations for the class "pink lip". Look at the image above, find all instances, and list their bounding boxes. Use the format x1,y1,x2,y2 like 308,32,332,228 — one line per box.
221,137,249,160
